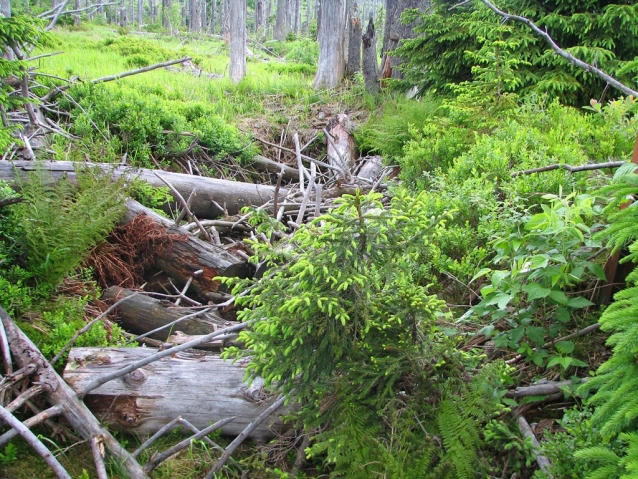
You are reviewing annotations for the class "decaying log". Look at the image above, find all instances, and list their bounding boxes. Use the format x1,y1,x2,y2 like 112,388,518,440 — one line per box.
0,160,288,218
0,307,149,479
102,286,232,343
63,347,290,440
362,14,380,94
251,155,299,180
356,155,384,182
122,200,251,300
325,114,356,179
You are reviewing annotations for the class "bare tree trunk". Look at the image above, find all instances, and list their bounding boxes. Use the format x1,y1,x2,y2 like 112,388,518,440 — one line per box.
313,0,346,89
362,13,379,92
161,0,171,28
189,0,200,31
137,0,143,27
345,0,361,77
274,0,287,40
255,0,266,35
229,0,246,82
381,0,428,80
200,0,206,32
209,0,216,33
293,0,300,34
221,0,229,35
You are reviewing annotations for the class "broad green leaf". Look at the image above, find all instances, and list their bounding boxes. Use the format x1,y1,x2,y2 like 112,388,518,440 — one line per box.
526,254,549,270
484,292,513,309
526,326,546,346
510,327,525,343
491,270,509,288
555,340,575,355
556,307,571,323
586,263,607,281
568,296,594,309
549,290,569,305
523,283,551,300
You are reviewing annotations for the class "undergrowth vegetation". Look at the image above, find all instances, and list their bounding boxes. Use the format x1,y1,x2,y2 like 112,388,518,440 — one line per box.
4,6,638,477
0,168,128,359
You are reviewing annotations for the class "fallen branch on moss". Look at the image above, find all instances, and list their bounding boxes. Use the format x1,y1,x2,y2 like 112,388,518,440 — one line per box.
43,57,192,101
511,161,625,177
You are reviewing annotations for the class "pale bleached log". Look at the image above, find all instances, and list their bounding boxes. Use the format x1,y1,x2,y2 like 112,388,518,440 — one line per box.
63,347,290,441
356,155,384,182
0,160,288,218
102,286,232,342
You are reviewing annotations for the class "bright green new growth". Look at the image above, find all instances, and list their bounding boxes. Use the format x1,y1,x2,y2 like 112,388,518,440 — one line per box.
575,167,638,478
224,190,508,477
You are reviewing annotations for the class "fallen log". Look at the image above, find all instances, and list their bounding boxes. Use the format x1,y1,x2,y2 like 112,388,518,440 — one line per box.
0,160,288,218
122,200,251,300
63,347,290,441
102,286,233,343
0,308,149,479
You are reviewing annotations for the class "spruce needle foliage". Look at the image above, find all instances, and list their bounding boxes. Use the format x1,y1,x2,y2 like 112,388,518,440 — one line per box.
224,191,508,477
575,166,638,478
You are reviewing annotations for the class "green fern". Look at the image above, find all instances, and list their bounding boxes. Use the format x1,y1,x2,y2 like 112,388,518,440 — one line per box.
14,165,127,287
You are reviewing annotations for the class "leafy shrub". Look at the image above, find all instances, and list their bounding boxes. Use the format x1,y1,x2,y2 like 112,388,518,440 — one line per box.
285,39,318,65
265,62,315,76
470,192,603,369
60,83,256,166
124,53,151,68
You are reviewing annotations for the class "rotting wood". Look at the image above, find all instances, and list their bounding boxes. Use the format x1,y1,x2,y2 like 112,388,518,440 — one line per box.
0,160,288,218
325,114,356,179
63,347,290,440
42,57,193,102
511,160,625,177
250,154,299,180
143,417,235,473
206,393,288,477
121,200,251,299
0,405,71,479
102,286,232,342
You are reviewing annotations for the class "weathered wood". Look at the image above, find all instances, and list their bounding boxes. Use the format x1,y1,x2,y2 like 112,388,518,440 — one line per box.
0,307,149,479
506,378,587,398
122,200,251,299
362,14,379,94
356,155,384,182
0,160,287,218
102,286,232,342
325,114,356,179
63,347,290,440
251,154,299,181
